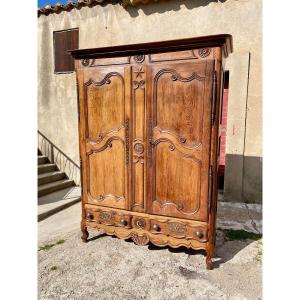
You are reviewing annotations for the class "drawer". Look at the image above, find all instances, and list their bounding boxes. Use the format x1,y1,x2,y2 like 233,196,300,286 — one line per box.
85,208,132,229
85,207,207,242
149,219,208,243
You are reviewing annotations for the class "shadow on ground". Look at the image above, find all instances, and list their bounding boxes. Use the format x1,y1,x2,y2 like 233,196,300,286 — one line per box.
85,228,259,269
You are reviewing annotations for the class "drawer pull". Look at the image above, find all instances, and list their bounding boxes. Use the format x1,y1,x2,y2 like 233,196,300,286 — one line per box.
153,224,160,231
87,213,93,221
195,231,204,238
120,219,127,226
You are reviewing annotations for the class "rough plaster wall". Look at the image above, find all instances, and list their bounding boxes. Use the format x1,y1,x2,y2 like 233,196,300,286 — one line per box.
38,0,262,202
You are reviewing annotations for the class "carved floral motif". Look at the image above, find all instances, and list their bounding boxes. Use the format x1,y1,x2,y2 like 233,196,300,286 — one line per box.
133,66,144,78
131,232,149,246
135,218,146,229
133,80,145,90
134,55,145,63
134,143,144,154
169,223,187,234
81,58,95,67
199,48,211,58
100,211,115,223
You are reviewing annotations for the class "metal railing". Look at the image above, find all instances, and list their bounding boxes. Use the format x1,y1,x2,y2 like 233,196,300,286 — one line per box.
37,130,81,185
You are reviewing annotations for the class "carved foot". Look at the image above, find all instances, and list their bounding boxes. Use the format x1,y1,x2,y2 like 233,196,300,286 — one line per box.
206,255,213,270
81,227,89,243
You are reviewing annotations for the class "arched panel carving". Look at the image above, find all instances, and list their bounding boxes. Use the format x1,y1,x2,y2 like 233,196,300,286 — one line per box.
84,72,125,143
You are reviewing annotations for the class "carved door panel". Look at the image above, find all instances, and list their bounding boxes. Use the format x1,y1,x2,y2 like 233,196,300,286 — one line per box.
78,66,131,210
146,61,215,221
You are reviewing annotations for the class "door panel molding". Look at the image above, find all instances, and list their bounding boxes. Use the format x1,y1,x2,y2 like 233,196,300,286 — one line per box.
84,72,125,143
148,61,215,221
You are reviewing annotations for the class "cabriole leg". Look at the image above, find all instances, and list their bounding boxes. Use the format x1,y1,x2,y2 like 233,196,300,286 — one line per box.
81,222,89,243
206,253,213,270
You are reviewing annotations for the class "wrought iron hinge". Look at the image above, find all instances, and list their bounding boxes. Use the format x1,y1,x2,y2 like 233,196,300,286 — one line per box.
208,165,213,212
211,70,217,125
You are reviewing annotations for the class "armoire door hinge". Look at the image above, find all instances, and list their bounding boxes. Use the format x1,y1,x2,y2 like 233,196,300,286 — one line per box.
211,70,217,125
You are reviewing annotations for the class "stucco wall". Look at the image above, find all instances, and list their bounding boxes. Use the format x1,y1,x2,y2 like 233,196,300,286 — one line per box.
38,0,262,202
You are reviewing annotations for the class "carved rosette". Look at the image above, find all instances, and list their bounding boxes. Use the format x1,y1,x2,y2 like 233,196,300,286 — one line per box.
135,218,146,229
131,232,149,246
81,58,95,67
134,143,144,155
199,48,211,58
134,54,145,64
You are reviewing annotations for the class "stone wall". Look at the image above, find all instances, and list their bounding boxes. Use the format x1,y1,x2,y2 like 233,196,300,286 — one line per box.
38,0,262,203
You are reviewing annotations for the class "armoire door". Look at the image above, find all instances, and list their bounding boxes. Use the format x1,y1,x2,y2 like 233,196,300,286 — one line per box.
146,60,215,221
77,66,131,210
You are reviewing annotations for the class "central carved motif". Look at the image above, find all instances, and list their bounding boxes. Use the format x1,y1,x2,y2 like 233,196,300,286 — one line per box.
100,211,115,222
134,143,144,154
169,223,187,234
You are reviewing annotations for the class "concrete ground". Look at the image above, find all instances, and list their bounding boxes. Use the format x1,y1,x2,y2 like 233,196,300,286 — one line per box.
38,202,262,300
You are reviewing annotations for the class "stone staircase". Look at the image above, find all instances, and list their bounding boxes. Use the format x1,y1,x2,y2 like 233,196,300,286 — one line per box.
38,149,75,197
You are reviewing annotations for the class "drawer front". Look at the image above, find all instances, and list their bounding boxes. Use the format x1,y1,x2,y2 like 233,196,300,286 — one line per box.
149,219,208,243
85,207,207,242
86,208,132,229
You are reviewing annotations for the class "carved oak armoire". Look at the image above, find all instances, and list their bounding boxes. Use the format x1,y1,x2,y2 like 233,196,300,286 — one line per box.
70,35,233,269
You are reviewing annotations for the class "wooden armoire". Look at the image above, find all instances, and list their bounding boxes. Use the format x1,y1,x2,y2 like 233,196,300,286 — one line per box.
70,35,233,269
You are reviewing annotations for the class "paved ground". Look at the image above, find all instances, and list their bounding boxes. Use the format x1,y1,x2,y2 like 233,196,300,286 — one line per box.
38,202,262,300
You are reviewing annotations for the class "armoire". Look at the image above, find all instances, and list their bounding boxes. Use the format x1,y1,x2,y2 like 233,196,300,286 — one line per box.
70,34,233,270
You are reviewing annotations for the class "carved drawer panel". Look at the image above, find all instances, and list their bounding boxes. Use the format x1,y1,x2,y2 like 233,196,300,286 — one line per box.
86,208,132,229
85,207,207,242
131,216,150,231
149,219,208,242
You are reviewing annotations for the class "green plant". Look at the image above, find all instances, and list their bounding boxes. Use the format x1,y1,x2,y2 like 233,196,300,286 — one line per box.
223,229,262,241
38,239,65,251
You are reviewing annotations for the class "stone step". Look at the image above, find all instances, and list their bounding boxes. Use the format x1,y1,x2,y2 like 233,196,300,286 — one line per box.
38,163,57,174
38,186,81,221
38,179,75,197
38,171,67,186
38,156,49,165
